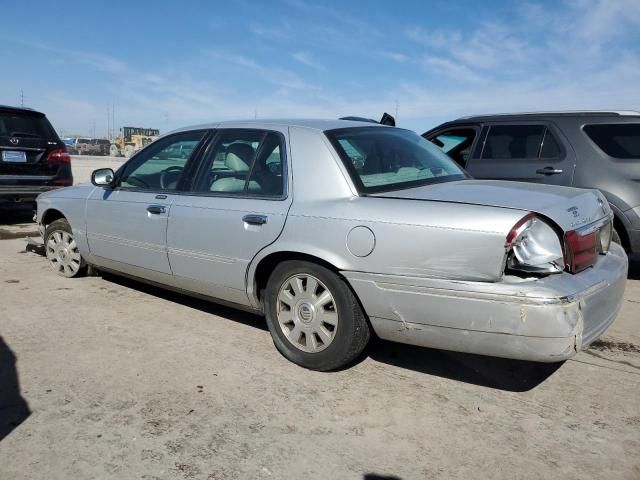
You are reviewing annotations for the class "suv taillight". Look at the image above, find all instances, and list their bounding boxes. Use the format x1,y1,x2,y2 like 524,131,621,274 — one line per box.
46,147,71,164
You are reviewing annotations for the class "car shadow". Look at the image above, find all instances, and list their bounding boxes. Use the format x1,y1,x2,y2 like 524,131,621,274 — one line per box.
363,474,402,480
101,273,267,332
0,336,31,441
365,339,563,392
0,204,34,226
100,273,560,392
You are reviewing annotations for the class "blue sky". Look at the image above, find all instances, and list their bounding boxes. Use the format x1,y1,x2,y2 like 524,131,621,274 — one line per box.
1,0,639,137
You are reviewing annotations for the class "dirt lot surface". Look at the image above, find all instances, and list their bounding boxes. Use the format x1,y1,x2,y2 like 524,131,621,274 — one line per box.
1,208,639,479
70,155,125,185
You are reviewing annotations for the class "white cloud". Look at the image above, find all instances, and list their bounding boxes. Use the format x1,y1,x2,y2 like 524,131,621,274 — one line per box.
291,52,326,72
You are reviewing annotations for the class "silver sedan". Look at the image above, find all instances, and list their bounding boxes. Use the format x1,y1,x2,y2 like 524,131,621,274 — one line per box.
36,119,627,370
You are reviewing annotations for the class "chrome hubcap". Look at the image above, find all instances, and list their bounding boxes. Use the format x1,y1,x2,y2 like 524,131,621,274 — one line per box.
46,230,81,277
277,274,338,353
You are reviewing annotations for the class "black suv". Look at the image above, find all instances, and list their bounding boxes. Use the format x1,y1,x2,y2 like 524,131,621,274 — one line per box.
0,105,72,206
424,111,640,253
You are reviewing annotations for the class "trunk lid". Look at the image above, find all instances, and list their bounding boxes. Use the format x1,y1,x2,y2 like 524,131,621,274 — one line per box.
373,179,610,232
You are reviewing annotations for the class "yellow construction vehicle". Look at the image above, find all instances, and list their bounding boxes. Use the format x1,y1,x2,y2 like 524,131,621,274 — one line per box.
110,127,160,158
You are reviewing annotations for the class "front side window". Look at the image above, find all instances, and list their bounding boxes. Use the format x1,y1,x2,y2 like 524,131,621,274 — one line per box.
119,131,205,190
327,127,466,193
584,123,640,159
429,127,477,167
192,130,285,197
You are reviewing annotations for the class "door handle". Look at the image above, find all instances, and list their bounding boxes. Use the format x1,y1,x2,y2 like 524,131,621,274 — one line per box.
243,214,268,225
147,205,166,215
536,166,563,175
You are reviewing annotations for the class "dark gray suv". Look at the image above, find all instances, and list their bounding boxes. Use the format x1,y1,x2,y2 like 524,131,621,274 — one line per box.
423,111,640,253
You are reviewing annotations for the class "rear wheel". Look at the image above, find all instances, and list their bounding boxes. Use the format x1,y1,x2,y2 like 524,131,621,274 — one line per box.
44,218,86,278
264,260,370,371
109,144,120,157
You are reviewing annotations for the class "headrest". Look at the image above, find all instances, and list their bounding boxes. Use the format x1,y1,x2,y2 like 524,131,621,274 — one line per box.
225,143,255,172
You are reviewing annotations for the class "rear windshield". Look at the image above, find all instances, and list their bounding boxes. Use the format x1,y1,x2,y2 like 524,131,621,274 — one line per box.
326,127,466,193
583,123,640,159
0,110,57,140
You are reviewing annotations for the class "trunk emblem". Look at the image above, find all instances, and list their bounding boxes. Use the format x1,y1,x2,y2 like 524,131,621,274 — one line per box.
9,137,19,145
567,206,580,218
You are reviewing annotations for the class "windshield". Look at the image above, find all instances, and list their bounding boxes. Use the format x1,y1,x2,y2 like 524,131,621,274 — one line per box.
326,127,467,193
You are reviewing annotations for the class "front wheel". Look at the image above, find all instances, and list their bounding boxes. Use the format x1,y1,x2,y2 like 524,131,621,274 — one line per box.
44,218,86,278
264,261,370,371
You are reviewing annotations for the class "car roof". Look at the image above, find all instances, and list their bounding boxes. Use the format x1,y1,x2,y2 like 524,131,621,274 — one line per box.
170,118,388,135
455,110,640,122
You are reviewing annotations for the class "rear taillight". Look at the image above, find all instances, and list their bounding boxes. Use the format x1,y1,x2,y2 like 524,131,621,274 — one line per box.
564,219,613,273
564,230,597,273
46,147,71,164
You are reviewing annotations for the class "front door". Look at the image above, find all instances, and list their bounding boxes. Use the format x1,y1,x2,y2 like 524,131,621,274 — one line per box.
85,131,207,277
166,128,292,305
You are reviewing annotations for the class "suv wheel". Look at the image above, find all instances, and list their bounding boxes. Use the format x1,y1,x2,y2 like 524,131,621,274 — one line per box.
44,219,86,278
264,260,370,371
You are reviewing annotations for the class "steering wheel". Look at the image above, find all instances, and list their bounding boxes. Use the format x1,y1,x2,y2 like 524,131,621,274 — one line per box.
160,166,184,189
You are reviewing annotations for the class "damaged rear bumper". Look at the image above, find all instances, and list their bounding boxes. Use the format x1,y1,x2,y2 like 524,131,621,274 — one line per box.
343,243,628,362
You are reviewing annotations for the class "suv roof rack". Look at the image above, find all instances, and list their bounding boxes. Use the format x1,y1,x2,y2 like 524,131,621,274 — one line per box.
457,110,640,120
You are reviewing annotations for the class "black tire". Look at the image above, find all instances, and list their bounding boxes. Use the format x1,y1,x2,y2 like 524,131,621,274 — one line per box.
264,260,370,371
44,218,87,278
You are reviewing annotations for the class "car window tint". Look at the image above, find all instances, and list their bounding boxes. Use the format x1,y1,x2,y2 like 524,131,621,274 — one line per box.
540,128,562,158
482,125,544,159
193,130,285,197
584,123,640,159
119,132,205,190
0,111,56,140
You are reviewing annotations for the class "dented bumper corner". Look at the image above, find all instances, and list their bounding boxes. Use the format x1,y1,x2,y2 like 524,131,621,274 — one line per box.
343,243,628,362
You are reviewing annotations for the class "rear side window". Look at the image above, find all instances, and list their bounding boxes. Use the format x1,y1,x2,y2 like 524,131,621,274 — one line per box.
0,111,57,140
481,125,562,160
584,124,640,159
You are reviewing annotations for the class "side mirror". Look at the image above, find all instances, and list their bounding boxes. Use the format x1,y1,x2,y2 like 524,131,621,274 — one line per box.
91,168,115,187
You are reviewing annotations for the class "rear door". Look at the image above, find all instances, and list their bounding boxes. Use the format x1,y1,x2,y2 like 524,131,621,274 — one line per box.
85,130,208,278
464,122,575,185
0,108,63,185
166,128,292,305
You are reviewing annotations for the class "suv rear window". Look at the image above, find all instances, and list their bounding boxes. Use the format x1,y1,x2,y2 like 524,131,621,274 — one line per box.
584,124,640,159
0,110,57,140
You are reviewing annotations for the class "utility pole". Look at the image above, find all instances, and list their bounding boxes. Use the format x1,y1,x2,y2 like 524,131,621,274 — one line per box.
107,104,111,139
112,100,116,139
19,90,24,107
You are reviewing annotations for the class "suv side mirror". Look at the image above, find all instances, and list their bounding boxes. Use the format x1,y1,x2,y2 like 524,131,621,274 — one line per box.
91,168,115,187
